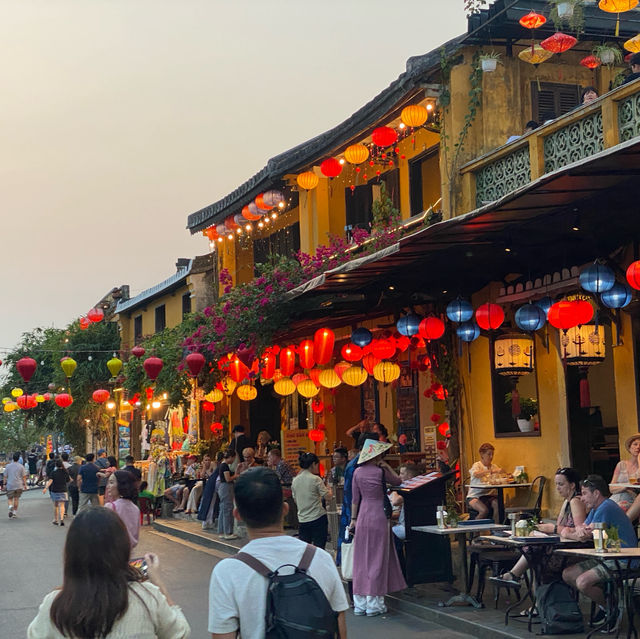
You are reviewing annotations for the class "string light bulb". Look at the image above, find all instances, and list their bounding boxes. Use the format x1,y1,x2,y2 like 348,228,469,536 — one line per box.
245,223,252,232
258,221,264,228
271,212,277,219
236,227,242,234
398,122,406,129
278,201,285,209
217,237,223,242
427,103,434,111
227,233,233,240
152,400,161,408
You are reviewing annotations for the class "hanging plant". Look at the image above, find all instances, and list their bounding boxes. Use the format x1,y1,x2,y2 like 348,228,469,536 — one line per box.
593,43,624,66
547,0,585,36
479,51,502,73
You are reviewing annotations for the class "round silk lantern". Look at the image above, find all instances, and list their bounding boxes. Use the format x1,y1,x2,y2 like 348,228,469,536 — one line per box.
601,282,632,308
626,261,640,289
548,301,581,330
311,399,324,413
536,296,554,318
320,158,342,178
418,317,445,341
575,300,595,325
341,366,368,387
313,328,335,366
333,361,352,380
297,379,320,398
279,347,296,377
401,104,428,128
624,34,640,53
581,55,602,69
318,368,341,389
274,377,296,396
580,263,616,294
519,10,546,29
371,339,395,360
11,388,23,398
263,189,285,208
397,313,421,337
446,299,473,323
292,373,309,386
92,389,110,404
143,356,163,381
373,361,400,383
205,389,224,403
371,126,398,147
131,346,146,358
107,357,123,378
242,204,261,221
309,428,324,442
255,193,271,211
344,144,369,165
87,307,104,323
599,0,638,37
515,304,547,332
351,327,373,347
362,353,381,375
456,321,480,342
298,340,315,369
308,368,322,386
341,344,363,362
541,32,577,54
202,401,215,412
79,317,91,330
518,45,554,66
475,303,505,331
185,352,206,377
16,357,37,383
297,171,319,190
55,393,73,408
237,384,258,401
60,357,77,378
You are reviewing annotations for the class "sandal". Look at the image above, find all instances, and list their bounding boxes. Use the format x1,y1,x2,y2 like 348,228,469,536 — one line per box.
490,571,522,585
518,606,538,618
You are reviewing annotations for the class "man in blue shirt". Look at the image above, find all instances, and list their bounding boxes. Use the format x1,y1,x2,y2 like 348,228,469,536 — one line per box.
77,453,100,510
563,475,637,609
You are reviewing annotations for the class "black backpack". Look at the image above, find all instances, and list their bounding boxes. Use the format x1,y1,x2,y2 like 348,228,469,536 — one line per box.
234,544,339,638
536,581,584,635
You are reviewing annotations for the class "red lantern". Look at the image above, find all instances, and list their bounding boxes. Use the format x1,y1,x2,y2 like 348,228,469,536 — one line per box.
261,353,276,380
371,339,395,360
371,126,398,147
519,10,546,29
79,317,90,330
131,345,145,358
431,413,441,423
87,307,104,323
225,215,239,230
317,422,326,431
418,316,445,340
311,399,324,414
143,356,164,381
92,389,110,404
17,395,31,410
475,303,505,331
575,300,594,325
280,347,296,377
298,340,315,369
627,261,640,289
16,357,37,383
202,401,215,412
55,393,73,408
308,367,322,386
145,387,154,401
438,422,451,437
255,193,271,210
242,204,261,221
581,55,601,69
229,357,249,383
314,328,335,366
308,428,325,442
185,352,206,377
334,361,351,380
210,421,223,432
548,301,581,330
320,158,342,178
540,32,577,54
341,343,363,362
395,336,411,352
362,353,381,375
292,372,309,386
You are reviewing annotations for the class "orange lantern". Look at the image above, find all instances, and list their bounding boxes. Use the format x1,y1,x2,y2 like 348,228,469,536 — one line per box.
318,368,341,389
236,384,257,401
540,32,577,54
334,361,351,380
599,0,638,36
344,144,369,165
341,344,363,362
297,171,319,190
229,357,249,383
255,193,272,211
519,10,546,29
624,34,640,53
400,104,428,128
362,353,381,375
581,55,602,69
280,347,296,377
298,340,315,369
92,389,110,404
313,328,335,366
341,366,368,387
242,204,261,221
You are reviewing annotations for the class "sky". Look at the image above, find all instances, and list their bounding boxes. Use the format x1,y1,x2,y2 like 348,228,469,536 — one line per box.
0,0,468,353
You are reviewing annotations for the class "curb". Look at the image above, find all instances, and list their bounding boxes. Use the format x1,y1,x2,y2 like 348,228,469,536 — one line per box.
152,520,244,555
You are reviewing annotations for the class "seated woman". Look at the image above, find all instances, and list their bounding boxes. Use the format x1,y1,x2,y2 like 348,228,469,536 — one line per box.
467,442,502,522
494,467,586,585
163,479,189,513
610,433,640,515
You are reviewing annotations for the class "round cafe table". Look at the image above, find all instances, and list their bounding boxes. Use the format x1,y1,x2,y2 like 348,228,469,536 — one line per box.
465,482,532,523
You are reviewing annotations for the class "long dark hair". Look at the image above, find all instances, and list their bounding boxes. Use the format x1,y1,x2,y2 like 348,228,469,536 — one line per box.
113,470,137,501
50,507,144,637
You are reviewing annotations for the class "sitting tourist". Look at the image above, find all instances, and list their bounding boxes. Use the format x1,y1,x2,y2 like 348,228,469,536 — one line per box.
493,467,586,585
139,481,155,501
163,479,189,513
467,442,502,522
236,447,257,475
266,448,296,487
610,433,640,515
562,475,637,618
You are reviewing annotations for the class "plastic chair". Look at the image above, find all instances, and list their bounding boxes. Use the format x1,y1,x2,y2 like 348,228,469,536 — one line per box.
504,475,546,521
139,497,154,525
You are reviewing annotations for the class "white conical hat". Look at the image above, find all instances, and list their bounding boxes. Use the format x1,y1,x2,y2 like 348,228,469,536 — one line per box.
358,438,393,464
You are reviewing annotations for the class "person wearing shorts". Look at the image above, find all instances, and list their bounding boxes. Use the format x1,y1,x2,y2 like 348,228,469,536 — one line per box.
44,459,70,526
77,453,101,510
5,452,27,518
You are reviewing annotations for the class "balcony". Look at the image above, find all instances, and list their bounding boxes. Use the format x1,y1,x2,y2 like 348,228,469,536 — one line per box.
461,80,640,211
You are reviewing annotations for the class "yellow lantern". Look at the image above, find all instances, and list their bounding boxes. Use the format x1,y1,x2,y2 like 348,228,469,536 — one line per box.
342,366,368,387
2,397,9,404
318,368,341,389
599,0,638,35
401,104,428,128
107,357,122,378
11,388,23,398
296,171,319,191
61,357,77,378
518,45,554,66
494,334,535,376
222,377,237,396
297,379,320,398
205,388,224,403
35,394,46,403
373,361,401,383
236,384,257,401
274,377,296,396
624,34,640,53
4,403,16,412
344,144,369,165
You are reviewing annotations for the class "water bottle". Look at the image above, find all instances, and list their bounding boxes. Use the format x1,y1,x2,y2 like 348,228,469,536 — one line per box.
436,505,446,529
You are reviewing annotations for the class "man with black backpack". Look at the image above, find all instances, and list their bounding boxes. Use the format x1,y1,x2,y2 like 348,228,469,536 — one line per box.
208,466,349,639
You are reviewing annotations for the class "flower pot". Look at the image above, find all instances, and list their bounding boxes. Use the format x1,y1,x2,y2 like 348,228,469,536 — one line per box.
481,58,498,73
600,50,616,65
517,418,534,432
557,2,574,19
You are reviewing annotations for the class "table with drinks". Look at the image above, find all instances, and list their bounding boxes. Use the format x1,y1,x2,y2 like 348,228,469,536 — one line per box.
465,471,532,523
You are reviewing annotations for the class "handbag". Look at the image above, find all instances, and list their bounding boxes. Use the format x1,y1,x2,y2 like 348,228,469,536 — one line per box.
381,467,393,519
340,530,354,580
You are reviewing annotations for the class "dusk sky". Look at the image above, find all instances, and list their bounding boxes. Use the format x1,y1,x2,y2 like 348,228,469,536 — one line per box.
0,1,467,353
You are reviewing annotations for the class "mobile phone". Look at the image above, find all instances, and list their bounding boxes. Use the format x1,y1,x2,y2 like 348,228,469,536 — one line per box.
129,557,148,577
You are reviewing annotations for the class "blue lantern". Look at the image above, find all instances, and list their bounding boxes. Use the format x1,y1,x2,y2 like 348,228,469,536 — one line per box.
446,299,473,323
601,282,632,309
535,296,553,318
351,327,373,347
579,263,615,294
456,321,480,342
515,304,547,332
397,313,421,337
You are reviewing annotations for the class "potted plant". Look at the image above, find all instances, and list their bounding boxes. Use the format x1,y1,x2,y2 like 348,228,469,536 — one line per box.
594,44,623,67
548,0,585,35
479,51,501,73
505,394,538,432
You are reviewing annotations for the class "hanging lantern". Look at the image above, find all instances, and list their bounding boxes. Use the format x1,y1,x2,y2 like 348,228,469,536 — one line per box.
599,0,638,36
371,339,395,360
274,377,296,396
331,361,350,382
297,171,319,190
624,34,640,53
11,388,23,398
456,321,480,342
313,328,335,366
309,428,325,442
143,356,163,381
418,317,445,341
279,347,296,377
601,282,632,308
341,366,368,387
536,296,554,318
515,304,547,332
87,307,104,323
205,388,224,403
362,353,381,375
318,368,341,389
298,340,315,369
35,394,46,403
371,126,398,147
92,389,110,404
475,303,505,331
344,144,370,165
185,352,206,377
79,317,91,330
216,223,228,236
131,345,145,358
261,352,276,380
341,343,363,362
396,313,421,337
210,421,223,431
202,401,215,412
16,357,37,383
263,189,285,208
626,261,640,289
438,422,451,437
221,376,237,396
580,263,616,294
446,299,473,323
548,301,581,331
351,327,373,347
311,399,324,414
17,394,37,410
55,393,73,408
292,373,309,386
581,55,602,69
401,104,428,128
519,10,547,29
320,158,342,178
373,361,401,383
255,193,272,211
518,45,554,66
575,300,595,325
297,379,320,398
224,215,240,231
229,357,250,383
237,384,258,401
60,357,77,378
308,367,322,386
107,356,123,378
540,32,577,54
242,204,261,221
494,334,535,376
564,324,606,407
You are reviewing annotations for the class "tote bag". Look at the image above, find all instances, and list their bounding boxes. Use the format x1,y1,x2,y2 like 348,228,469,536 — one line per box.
341,532,355,580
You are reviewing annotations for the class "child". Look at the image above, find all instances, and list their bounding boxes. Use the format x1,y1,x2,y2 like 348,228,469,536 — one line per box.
467,442,502,522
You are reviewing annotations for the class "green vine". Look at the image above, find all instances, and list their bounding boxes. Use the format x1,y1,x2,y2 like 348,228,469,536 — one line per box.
548,0,585,37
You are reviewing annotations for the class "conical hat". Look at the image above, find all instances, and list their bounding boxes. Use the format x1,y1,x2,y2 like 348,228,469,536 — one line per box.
358,438,393,464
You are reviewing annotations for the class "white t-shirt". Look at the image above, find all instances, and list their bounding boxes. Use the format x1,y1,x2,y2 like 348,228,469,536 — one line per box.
208,535,349,638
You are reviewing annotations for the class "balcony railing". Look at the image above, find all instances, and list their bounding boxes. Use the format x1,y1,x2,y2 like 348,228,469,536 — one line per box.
461,80,640,210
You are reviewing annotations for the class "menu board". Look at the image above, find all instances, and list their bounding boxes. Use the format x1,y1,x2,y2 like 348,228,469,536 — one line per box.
399,472,442,491
397,368,419,450
422,424,437,467
118,418,131,464
281,429,313,473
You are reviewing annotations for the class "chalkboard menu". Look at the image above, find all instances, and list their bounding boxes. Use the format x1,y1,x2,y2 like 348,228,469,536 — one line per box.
397,367,419,451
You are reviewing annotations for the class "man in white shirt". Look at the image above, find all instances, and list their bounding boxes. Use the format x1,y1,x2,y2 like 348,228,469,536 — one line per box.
208,467,349,639
5,452,28,518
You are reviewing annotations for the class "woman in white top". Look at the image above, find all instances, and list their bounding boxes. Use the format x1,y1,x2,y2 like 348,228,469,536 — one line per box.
610,433,640,514
292,452,331,548
467,442,502,521
27,507,190,639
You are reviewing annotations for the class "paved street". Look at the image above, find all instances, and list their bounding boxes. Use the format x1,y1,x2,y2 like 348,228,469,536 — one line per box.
1,490,473,638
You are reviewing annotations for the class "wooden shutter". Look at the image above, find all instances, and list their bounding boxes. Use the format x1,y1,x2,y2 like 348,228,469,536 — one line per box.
531,82,580,122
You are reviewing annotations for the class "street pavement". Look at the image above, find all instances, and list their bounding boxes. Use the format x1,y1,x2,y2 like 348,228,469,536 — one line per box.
1,490,473,638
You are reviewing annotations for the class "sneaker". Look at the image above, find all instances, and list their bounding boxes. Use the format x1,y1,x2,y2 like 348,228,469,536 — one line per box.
60,521,65,527
8,511,13,519
223,534,239,540
52,521,59,525
353,610,366,616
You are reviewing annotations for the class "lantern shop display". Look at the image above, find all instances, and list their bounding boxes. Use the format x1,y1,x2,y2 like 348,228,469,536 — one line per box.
297,379,320,398
373,361,401,383
318,368,341,389
274,377,296,396
341,366,368,387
